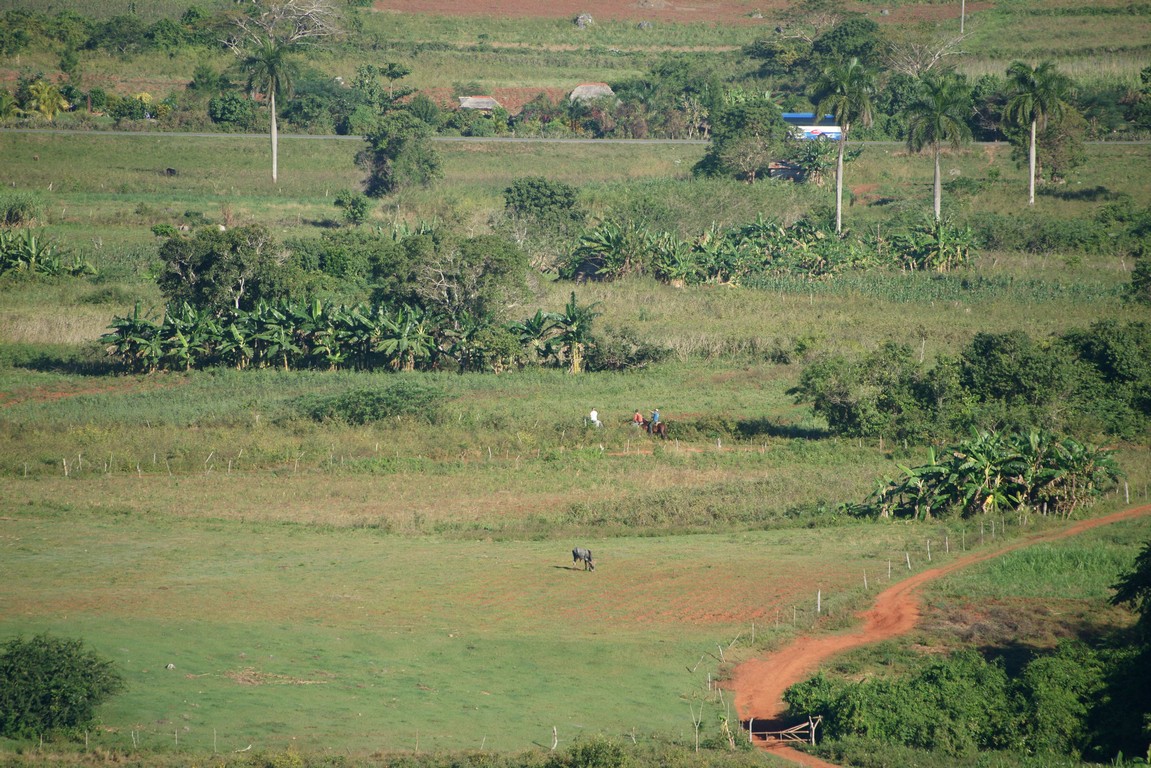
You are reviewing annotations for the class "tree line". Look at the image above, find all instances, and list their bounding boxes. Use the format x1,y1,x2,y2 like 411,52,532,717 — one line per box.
791,321,1151,443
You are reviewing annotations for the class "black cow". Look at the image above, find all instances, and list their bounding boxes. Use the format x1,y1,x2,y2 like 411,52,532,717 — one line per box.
572,547,595,571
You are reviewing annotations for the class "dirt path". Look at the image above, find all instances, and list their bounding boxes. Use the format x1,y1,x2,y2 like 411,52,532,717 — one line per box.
731,504,1151,767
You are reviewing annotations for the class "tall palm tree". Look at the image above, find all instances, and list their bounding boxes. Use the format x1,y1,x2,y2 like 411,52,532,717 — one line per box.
905,70,973,221
1004,60,1071,206
25,80,69,123
811,57,875,234
243,39,298,183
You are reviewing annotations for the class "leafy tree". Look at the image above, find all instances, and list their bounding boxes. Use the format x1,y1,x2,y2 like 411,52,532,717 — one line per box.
358,110,442,196
1127,248,1151,306
812,15,883,67
1004,60,1072,206
416,234,530,323
811,57,875,234
504,176,583,228
406,92,442,128
960,330,1070,417
904,70,972,221
1017,643,1104,757
693,99,790,182
297,381,444,424
1124,65,1151,131
207,92,256,130
1112,540,1151,636
156,225,299,315
1031,106,1087,185
188,62,230,94
786,651,1012,755
0,634,124,739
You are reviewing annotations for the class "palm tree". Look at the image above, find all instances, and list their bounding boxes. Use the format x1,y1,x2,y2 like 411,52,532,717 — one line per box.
811,57,875,234
25,80,69,123
904,70,972,221
1004,61,1071,206
243,39,298,183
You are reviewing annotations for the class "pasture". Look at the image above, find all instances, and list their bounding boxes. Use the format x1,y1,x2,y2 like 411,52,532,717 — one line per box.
0,506,931,755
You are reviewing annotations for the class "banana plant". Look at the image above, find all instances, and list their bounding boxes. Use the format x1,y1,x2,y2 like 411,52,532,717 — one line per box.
101,302,163,373
249,301,299,370
377,304,436,372
553,292,601,374
650,231,696,285
509,309,562,365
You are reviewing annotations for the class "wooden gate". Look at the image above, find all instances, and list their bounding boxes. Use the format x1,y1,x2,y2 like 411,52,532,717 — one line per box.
744,716,822,746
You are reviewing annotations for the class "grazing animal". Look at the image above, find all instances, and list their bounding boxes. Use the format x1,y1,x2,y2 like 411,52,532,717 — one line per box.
572,547,595,571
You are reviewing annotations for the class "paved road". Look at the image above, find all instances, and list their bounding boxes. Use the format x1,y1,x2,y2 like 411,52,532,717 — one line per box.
3,127,1146,146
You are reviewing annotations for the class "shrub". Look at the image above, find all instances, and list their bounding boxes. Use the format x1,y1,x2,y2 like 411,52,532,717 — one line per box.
0,191,44,227
1127,251,1151,306
334,189,371,226
295,381,445,425
549,735,629,768
0,634,125,739
504,176,583,226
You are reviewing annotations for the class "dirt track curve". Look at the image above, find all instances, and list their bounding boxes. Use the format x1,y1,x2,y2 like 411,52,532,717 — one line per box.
730,503,1151,768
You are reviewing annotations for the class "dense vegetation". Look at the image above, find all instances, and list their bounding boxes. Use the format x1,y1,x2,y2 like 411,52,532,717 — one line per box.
0,634,125,739
784,538,1151,765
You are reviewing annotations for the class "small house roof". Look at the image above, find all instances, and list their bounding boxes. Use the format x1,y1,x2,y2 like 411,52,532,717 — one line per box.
458,95,502,110
569,82,616,102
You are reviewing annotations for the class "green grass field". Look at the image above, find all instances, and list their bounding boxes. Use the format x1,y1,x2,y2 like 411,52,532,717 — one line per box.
3,0,1151,764
2,126,1150,765
1,504,939,755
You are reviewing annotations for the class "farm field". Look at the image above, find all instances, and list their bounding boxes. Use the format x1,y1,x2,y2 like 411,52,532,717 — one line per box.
2,131,1150,766
3,0,1151,765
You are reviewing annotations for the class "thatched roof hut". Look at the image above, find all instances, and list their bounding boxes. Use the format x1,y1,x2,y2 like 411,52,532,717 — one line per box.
568,83,616,103
458,96,502,111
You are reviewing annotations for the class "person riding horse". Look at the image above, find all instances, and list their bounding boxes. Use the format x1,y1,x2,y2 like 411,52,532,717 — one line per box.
640,409,667,438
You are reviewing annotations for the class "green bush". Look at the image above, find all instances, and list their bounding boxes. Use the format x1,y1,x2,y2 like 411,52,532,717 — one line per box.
0,191,44,227
549,735,629,768
334,188,371,227
295,381,445,425
0,634,125,739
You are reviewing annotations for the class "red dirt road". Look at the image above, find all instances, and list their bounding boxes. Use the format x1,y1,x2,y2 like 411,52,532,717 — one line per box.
731,504,1151,767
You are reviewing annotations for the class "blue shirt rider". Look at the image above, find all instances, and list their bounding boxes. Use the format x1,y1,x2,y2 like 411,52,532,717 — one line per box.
650,408,660,425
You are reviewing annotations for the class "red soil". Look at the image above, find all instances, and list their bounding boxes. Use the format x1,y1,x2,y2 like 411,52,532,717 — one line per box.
730,503,1151,767
0,376,181,409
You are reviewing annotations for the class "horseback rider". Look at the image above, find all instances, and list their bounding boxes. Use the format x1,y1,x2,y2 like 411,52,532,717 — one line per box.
632,410,644,428
650,408,660,425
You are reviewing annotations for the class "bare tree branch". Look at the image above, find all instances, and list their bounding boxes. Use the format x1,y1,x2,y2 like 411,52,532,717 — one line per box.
225,0,342,52
885,31,972,78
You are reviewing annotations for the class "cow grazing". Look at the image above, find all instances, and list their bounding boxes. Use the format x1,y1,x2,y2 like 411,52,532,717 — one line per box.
572,547,595,571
